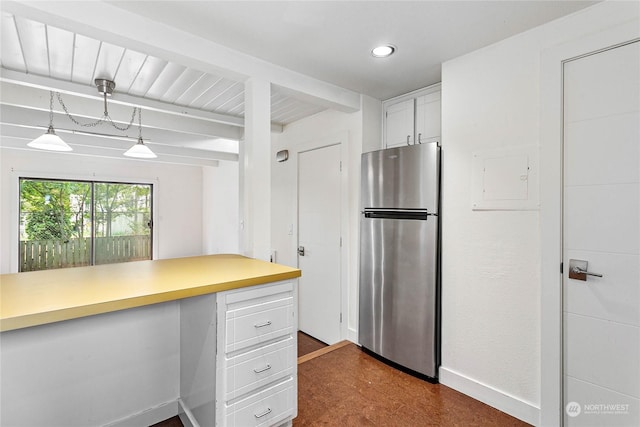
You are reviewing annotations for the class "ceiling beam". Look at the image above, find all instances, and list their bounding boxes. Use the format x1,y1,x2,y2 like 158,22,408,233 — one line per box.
1,69,284,134
0,131,237,165
0,139,221,168
1,105,237,152
1,0,361,113
1,69,243,129
0,80,244,140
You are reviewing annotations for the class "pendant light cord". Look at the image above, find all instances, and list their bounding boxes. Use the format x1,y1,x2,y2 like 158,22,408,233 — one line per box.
48,90,54,127
55,92,137,132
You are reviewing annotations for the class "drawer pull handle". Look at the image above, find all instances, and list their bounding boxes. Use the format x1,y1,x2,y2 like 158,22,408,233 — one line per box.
253,364,272,373
254,320,272,328
254,408,272,419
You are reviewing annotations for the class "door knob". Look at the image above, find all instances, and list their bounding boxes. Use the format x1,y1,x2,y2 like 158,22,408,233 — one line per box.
298,246,305,256
569,259,603,281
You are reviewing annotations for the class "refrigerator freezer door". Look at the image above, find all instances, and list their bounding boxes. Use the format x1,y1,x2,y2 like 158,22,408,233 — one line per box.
361,143,439,212
358,215,438,377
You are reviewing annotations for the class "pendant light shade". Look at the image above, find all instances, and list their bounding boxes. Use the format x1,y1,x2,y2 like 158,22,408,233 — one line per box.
124,108,156,159
28,125,73,151
29,91,73,152
124,137,157,158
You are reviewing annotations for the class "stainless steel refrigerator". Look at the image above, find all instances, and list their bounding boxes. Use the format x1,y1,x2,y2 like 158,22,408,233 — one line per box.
358,142,440,380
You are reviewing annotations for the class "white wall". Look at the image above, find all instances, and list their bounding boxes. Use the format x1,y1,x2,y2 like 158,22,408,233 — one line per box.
1,301,180,426
270,95,380,341
439,1,639,424
203,161,239,255
0,147,241,425
0,148,213,274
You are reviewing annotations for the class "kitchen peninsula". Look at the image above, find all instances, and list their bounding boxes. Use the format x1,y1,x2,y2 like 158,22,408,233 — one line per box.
0,254,301,427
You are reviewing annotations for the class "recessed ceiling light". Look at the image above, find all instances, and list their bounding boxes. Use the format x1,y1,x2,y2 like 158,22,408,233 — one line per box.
371,44,396,58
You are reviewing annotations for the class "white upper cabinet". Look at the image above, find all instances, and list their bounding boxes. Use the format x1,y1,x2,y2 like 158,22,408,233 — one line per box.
385,98,415,147
415,90,441,144
383,83,441,149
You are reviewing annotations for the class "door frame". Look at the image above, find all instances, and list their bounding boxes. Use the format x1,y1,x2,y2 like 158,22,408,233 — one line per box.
294,132,350,342
539,24,640,426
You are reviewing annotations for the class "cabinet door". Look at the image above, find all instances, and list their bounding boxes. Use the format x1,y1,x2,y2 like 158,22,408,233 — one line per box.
415,91,441,144
385,98,415,148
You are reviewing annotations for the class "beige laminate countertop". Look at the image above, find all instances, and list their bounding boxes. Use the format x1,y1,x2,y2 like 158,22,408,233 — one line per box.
0,254,301,332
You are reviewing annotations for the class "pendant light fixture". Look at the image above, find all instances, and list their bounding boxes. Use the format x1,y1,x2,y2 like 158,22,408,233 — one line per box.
123,108,157,158
28,79,157,159
28,91,73,152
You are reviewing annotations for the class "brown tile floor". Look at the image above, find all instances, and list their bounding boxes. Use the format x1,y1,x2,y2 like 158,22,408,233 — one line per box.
149,415,182,427
298,331,328,357
295,343,532,427
152,340,529,427
152,332,326,427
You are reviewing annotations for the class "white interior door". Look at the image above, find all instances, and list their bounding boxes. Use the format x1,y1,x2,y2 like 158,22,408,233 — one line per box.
563,41,639,426
297,144,342,345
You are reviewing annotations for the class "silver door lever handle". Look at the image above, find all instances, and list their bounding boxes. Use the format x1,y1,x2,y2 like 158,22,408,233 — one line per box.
571,266,603,278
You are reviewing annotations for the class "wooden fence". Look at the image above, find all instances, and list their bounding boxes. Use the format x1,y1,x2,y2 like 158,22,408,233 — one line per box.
19,235,151,272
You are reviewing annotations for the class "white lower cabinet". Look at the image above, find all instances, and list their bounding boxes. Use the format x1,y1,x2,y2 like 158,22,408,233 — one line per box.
223,377,295,426
217,281,296,426
224,337,295,401
180,280,297,427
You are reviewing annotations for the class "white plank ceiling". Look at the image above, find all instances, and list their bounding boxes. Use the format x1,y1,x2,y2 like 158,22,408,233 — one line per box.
0,1,600,165
0,11,326,128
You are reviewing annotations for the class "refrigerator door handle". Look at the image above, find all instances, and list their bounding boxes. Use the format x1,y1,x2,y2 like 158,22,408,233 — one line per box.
362,208,430,220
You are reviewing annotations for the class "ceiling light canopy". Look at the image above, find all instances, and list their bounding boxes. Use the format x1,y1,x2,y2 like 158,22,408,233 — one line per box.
95,78,116,96
371,44,396,58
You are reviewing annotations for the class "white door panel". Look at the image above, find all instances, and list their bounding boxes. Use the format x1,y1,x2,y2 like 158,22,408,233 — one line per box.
298,144,341,345
563,40,639,426
564,184,639,254
565,377,640,427
565,250,639,326
385,98,415,147
565,313,640,398
564,113,639,186
564,44,639,122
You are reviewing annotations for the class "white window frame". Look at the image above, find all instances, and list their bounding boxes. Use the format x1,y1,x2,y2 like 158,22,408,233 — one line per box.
10,169,159,274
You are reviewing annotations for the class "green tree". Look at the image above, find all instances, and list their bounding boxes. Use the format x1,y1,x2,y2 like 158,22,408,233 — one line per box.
94,183,151,237
20,180,77,241
24,208,70,240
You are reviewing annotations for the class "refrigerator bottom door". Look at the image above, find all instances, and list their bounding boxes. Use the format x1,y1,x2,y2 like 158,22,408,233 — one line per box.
358,216,438,378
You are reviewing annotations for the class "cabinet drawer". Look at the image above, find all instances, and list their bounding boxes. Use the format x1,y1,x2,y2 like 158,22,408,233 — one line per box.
225,296,294,353
224,378,294,427
225,337,294,401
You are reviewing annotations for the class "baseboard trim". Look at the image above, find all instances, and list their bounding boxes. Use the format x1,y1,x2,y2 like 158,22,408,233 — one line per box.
439,367,539,426
178,398,200,427
298,340,351,364
103,400,178,427
347,327,358,343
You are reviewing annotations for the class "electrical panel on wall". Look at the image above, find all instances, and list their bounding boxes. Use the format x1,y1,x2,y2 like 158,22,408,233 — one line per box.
471,145,539,210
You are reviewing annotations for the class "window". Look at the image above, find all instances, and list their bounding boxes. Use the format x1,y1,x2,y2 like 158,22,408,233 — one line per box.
19,178,153,272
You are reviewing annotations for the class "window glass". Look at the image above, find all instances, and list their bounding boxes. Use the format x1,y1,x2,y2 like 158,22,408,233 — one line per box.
19,178,152,272
94,183,152,265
